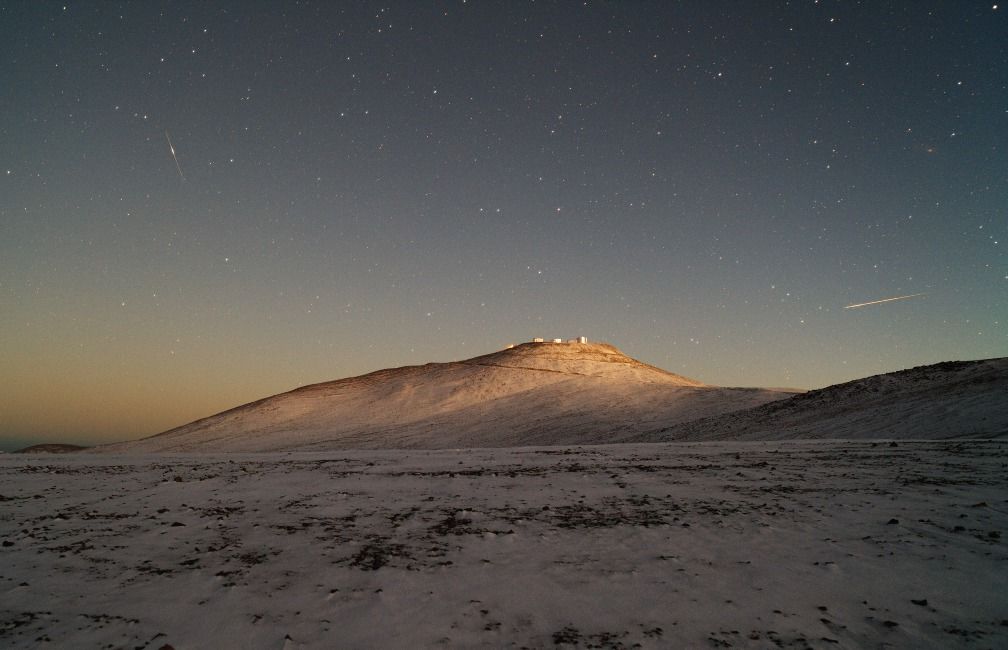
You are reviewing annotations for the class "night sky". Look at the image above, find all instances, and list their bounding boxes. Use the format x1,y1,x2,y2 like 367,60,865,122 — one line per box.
2,1,1005,449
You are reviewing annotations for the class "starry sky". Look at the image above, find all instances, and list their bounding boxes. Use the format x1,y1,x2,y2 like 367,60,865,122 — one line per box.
1,1,1005,449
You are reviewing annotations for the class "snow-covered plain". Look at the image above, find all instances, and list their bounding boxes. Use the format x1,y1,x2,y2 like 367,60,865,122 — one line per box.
2,441,1006,648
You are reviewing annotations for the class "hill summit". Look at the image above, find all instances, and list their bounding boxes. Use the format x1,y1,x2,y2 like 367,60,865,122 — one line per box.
96,341,783,452
456,341,705,386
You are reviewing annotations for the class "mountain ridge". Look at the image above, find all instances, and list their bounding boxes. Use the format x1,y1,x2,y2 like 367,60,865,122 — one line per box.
89,345,1007,453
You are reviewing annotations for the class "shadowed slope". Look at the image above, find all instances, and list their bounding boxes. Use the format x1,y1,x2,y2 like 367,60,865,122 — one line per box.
643,357,1008,441
11,444,87,454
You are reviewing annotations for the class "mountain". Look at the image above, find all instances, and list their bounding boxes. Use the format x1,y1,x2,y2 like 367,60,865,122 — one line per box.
96,342,792,452
642,357,1008,441
12,443,88,454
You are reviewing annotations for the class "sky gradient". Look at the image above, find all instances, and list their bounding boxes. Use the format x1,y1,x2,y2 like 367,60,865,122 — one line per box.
2,1,1005,449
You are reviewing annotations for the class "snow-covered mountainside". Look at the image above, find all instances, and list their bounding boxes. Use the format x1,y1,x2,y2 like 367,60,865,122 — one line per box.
645,357,1008,441
96,342,791,452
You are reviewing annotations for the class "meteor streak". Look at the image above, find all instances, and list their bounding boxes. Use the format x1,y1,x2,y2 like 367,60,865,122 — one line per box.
844,293,926,309
165,130,184,180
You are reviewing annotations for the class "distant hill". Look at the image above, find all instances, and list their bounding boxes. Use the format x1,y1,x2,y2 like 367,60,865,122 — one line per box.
13,444,87,454
640,358,1008,441
94,342,791,452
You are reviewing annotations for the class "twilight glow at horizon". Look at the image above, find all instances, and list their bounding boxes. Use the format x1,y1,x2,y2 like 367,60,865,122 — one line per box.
1,2,1005,449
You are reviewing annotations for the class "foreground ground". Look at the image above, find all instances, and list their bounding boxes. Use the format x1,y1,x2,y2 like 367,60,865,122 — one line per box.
1,441,1005,648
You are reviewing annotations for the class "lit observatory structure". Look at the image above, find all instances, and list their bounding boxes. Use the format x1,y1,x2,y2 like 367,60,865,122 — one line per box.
504,336,588,349
531,336,588,344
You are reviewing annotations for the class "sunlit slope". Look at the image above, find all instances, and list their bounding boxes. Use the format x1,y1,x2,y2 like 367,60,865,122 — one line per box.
97,342,790,452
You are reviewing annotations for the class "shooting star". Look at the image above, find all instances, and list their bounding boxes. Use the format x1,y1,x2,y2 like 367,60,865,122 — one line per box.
844,292,926,310
165,130,185,181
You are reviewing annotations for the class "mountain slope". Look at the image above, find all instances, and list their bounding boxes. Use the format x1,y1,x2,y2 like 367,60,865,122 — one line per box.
641,357,1008,441
96,342,791,452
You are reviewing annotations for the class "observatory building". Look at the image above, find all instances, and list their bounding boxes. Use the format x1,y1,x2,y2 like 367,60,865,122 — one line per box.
531,336,588,344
